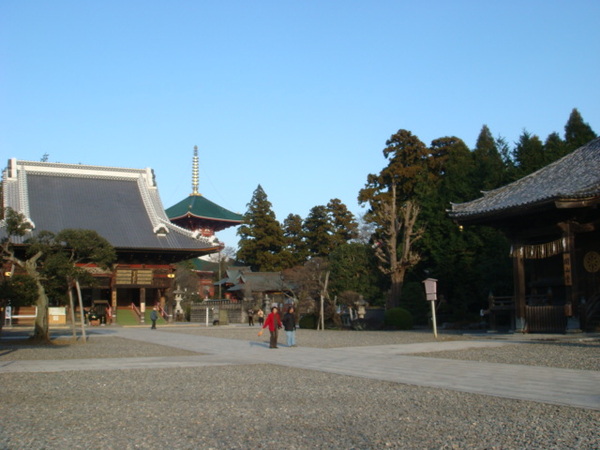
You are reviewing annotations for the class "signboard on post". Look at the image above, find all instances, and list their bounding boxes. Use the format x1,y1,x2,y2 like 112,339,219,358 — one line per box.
422,278,438,338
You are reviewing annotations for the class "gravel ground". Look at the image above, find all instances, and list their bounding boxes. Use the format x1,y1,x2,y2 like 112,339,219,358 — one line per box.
1,328,599,449
168,327,465,347
411,340,600,371
0,336,200,361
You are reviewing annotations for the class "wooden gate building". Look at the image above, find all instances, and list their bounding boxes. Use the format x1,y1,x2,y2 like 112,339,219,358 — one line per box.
449,138,600,332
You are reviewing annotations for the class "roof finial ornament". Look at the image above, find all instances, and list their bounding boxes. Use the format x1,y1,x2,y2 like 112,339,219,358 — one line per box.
192,145,200,195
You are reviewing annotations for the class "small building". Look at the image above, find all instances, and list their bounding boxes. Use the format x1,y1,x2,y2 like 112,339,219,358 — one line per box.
217,268,293,308
449,138,600,332
2,158,221,319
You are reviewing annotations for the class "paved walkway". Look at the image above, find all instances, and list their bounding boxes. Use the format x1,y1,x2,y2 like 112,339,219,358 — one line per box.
2,327,599,411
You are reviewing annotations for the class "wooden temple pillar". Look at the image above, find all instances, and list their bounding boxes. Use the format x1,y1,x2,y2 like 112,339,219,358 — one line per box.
111,288,117,323
512,241,526,332
562,222,580,331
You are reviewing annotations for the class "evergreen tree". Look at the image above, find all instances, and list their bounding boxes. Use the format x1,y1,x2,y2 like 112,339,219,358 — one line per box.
416,137,480,316
282,213,307,267
327,198,359,247
472,125,506,191
564,108,597,151
328,242,387,304
543,132,568,164
513,130,545,177
237,185,286,271
358,129,429,309
303,205,334,257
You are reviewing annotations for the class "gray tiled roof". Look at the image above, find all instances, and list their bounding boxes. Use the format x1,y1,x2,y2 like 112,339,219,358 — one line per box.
2,159,219,253
449,138,600,222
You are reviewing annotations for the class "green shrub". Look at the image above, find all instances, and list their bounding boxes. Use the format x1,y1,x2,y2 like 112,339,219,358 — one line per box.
299,313,317,329
383,307,414,330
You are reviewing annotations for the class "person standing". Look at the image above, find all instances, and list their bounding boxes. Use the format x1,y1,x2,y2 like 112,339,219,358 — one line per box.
259,306,282,348
282,306,297,347
150,307,158,329
257,308,264,327
247,308,254,326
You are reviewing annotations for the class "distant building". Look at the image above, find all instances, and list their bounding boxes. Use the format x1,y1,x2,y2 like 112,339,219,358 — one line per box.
216,267,293,307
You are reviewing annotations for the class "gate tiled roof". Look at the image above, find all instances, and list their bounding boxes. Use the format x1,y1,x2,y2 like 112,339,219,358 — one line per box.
449,138,600,223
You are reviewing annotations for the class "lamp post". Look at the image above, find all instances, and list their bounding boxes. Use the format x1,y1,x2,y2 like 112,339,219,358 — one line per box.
423,278,438,339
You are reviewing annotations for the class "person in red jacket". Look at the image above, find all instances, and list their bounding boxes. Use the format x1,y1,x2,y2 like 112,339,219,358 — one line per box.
260,306,283,348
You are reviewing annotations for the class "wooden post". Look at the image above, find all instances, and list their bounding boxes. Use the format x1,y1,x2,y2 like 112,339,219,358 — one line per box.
430,299,438,338
562,224,580,331
513,244,526,332
140,287,146,323
111,289,117,323
75,280,86,343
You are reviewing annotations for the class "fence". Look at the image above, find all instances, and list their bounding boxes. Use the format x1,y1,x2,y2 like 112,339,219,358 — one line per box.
525,305,568,333
190,300,247,324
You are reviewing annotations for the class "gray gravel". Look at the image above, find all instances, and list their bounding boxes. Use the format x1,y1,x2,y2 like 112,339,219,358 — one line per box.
170,327,463,347
1,327,599,449
411,340,600,371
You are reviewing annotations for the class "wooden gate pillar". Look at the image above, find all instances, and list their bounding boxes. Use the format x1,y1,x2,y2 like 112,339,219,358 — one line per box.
513,243,526,332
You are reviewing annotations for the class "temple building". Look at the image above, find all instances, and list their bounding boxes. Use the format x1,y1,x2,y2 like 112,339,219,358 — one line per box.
2,158,221,321
449,138,600,332
166,146,243,241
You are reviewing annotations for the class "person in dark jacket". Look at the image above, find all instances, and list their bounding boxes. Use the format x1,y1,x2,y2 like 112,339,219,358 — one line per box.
150,307,158,329
282,306,297,347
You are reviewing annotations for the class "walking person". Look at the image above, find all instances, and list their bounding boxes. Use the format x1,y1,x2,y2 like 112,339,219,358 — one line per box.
259,306,282,348
150,307,158,329
282,305,297,347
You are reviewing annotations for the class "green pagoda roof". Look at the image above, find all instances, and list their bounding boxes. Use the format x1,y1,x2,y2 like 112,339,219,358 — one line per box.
166,194,243,223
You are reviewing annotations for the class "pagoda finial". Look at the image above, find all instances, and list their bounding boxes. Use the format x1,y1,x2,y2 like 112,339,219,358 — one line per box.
192,145,200,195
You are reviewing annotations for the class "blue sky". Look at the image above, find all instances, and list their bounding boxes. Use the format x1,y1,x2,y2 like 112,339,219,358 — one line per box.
2,1,599,249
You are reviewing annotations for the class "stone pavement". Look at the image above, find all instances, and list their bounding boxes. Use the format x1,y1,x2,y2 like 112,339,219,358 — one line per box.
2,327,599,411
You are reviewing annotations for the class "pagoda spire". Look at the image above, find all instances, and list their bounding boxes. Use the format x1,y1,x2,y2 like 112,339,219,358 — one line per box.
191,145,200,195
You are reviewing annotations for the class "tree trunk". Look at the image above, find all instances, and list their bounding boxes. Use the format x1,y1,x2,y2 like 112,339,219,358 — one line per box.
31,278,50,342
68,286,77,339
76,280,87,343
26,255,50,343
387,271,405,309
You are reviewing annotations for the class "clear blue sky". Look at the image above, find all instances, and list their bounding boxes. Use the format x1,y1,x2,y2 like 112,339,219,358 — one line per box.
2,1,599,249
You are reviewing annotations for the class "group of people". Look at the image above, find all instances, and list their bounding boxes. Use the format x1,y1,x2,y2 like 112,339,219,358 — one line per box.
258,305,297,349
247,308,264,327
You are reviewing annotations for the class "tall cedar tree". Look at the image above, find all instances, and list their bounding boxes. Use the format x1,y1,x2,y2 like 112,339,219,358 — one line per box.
358,129,428,309
418,137,512,319
237,185,286,271
513,130,546,177
303,205,334,258
327,198,359,246
543,132,569,163
472,125,506,191
282,213,307,267
564,108,597,151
